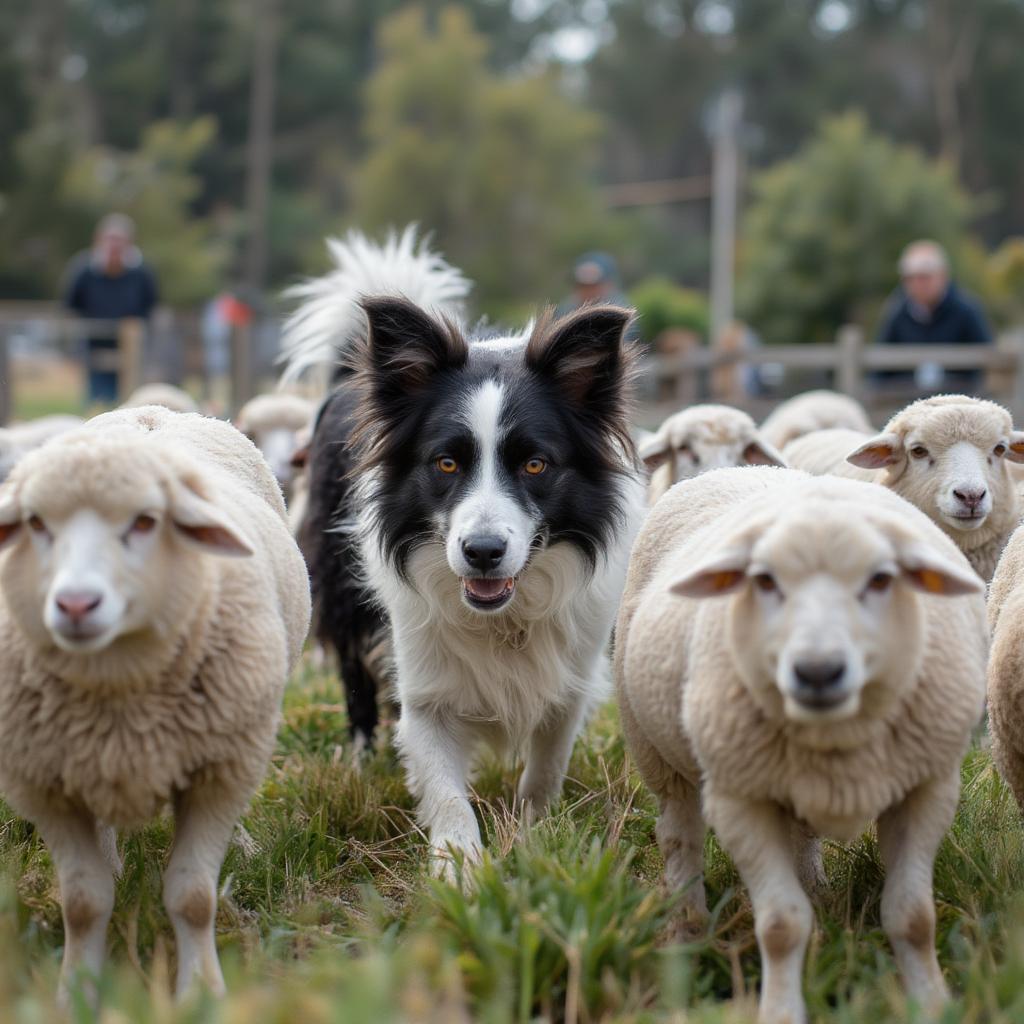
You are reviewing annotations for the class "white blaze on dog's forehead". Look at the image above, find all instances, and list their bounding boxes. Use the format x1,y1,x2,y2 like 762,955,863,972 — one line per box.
464,378,506,481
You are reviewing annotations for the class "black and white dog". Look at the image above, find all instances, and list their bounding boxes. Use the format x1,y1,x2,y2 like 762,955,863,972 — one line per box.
284,230,645,869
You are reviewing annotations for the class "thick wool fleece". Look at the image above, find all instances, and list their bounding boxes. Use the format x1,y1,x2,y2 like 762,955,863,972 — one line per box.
616,467,987,843
0,408,310,829
986,522,1024,812
236,394,315,435
760,390,874,451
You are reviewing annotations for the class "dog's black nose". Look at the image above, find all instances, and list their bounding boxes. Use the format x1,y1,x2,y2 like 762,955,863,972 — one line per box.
462,535,507,571
793,659,846,691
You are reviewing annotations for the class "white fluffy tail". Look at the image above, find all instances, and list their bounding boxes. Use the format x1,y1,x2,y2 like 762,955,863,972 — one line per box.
278,225,472,383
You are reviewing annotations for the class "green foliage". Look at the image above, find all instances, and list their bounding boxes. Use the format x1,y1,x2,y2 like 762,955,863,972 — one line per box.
984,237,1024,327
738,112,979,343
351,5,604,320
629,277,710,345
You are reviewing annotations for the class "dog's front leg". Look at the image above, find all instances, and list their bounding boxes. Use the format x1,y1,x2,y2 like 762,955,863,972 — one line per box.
398,706,481,879
517,692,587,825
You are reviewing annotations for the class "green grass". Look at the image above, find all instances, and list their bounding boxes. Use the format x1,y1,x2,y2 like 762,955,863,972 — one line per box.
2,657,1024,1023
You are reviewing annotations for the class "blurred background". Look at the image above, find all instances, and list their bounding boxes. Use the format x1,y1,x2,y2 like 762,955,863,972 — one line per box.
2,0,1024,421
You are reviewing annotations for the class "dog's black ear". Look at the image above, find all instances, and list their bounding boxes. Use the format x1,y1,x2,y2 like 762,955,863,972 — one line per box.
525,304,635,409
361,296,467,392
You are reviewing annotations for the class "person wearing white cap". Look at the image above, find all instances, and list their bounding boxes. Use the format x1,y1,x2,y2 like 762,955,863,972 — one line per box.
876,239,992,392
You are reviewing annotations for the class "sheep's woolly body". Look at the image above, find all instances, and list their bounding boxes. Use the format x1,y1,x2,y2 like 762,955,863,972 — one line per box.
122,383,199,414
0,407,310,830
760,389,873,450
236,393,315,435
985,523,1024,809
786,396,1024,581
617,468,986,840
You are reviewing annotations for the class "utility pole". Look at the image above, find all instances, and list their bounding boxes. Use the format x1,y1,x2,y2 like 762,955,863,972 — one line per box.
709,89,742,349
243,0,279,292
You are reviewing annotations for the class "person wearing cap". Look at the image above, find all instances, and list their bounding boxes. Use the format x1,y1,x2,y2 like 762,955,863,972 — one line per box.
556,252,639,341
64,213,159,404
875,240,992,392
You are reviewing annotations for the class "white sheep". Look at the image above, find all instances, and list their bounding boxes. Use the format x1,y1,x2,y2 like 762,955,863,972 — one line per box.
235,393,316,504
616,467,986,1024
0,405,311,1002
783,395,1024,582
121,383,199,414
638,404,785,504
760,389,874,450
985,521,1024,814
0,414,84,482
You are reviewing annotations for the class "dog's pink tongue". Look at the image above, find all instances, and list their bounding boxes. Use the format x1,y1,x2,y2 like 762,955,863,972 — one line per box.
464,577,512,599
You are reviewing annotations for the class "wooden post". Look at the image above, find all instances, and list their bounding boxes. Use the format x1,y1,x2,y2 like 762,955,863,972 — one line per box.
1007,333,1024,425
230,321,254,413
709,89,742,354
836,324,864,399
117,317,144,402
0,324,9,425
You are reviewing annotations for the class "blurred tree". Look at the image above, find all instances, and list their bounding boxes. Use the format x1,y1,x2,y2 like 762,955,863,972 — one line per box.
629,277,709,345
738,112,977,344
352,5,604,320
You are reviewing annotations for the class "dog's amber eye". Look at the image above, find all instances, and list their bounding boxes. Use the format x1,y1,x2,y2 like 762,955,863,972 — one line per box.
27,515,46,534
436,457,459,475
131,514,157,534
866,572,893,593
524,458,547,476
753,573,777,593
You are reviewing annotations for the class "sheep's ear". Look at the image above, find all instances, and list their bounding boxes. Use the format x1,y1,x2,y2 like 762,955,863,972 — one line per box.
847,433,903,469
169,480,254,558
743,439,787,467
897,544,983,597
362,296,467,394
1006,430,1024,464
0,491,20,549
669,548,751,598
638,433,671,471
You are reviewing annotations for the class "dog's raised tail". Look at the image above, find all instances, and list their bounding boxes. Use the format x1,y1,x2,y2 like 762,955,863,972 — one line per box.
278,225,471,383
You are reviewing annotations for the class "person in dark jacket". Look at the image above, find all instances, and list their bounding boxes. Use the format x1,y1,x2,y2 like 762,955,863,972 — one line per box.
64,213,159,404
876,240,992,393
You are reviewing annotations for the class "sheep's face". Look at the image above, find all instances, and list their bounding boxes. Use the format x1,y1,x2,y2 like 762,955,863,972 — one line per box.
848,405,1024,537
0,441,253,657
249,426,303,495
640,412,785,488
670,508,982,724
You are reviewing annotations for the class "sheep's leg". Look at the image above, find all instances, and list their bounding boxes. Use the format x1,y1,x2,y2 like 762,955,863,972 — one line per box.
164,781,246,1000
657,778,708,934
517,693,586,823
876,770,959,1013
707,792,812,1024
31,803,115,1005
789,819,826,898
398,707,481,879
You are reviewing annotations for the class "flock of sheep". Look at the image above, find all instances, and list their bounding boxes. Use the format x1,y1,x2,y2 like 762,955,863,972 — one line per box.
0,377,1023,1024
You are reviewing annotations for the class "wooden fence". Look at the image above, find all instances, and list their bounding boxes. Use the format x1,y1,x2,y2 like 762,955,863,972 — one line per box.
638,325,1024,427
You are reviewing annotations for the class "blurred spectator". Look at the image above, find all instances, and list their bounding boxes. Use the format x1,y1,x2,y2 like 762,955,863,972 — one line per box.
876,240,992,392
64,213,159,403
556,252,639,341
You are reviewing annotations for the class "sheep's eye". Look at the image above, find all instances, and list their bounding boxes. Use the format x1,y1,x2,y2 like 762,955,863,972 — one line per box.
27,515,46,534
523,457,547,476
436,457,459,475
131,514,157,534
994,443,1007,457
910,445,929,460
753,573,778,594
865,572,893,594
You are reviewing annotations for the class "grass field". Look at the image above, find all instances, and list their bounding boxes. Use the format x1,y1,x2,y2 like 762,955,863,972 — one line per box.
1,653,1024,1023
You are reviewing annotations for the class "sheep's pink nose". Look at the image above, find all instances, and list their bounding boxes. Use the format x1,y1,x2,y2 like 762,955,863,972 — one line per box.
55,590,103,623
953,487,987,509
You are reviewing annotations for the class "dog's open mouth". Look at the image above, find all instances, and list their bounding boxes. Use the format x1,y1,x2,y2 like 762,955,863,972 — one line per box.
462,576,516,611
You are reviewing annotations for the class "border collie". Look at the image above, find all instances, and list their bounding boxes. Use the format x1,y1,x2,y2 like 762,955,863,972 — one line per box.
284,230,645,869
